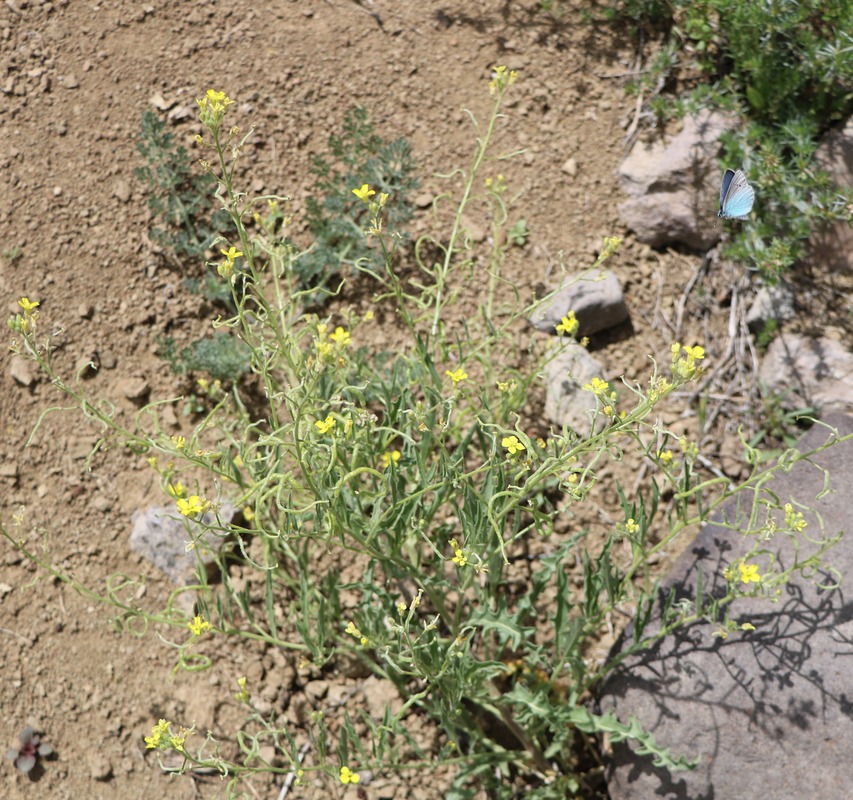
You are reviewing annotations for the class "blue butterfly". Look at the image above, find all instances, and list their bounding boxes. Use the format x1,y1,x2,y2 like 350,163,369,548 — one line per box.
718,168,755,220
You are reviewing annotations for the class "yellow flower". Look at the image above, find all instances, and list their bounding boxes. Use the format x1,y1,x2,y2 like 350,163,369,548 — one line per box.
17,297,39,314
344,621,368,647
502,435,525,456
555,311,579,337
784,502,807,532
489,64,518,95
740,622,756,631
380,450,401,469
671,342,706,380
220,245,243,262
583,376,616,401
171,434,187,450
446,368,468,384
315,415,336,435
167,482,187,499
144,719,171,750
197,89,233,128
316,340,334,359
340,766,361,784
363,310,374,322
352,184,376,202
451,539,468,567
659,450,674,465
625,518,640,534
242,505,255,522
738,562,761,584
329,326,351,346
234,676,250,703
188,615,212,636
177,495,210,519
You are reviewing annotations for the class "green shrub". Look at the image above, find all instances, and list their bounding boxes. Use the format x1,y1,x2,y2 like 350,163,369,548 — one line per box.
5,78,846,800
604,0,853,276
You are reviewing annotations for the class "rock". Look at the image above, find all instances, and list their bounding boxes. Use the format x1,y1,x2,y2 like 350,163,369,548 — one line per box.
129,503,234,586
745,282,797,331
10,355,35,387
113,179,131,203
117,376,150,402
88,751,113,781
618,110,735,249
561,157,578,177
759,333,853,412
805,118,853,272
600,412,853,800
543,344,608,437
529,268,628,337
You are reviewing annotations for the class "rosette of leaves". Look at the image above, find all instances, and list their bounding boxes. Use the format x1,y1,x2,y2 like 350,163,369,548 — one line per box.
300,106,419,301
6,726,53,774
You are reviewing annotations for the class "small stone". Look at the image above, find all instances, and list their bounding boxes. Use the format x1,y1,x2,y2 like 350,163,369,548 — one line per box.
63,74,80,89
117,376,150,401
561,157,578,177
88,752,113,781
113,180,130,203
10,355,35,386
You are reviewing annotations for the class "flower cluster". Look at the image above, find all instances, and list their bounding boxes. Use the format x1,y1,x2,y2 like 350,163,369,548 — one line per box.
196,89,233,131
489,64,518,95
352,183,389,235
217,244,243,281
8,297,40,335
144,719,194,754
315,323,352,364
671,343,705,381
583,376,617,414
344,620,369,647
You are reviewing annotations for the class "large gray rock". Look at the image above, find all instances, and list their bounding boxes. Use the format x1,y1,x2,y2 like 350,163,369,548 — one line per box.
600,412,853,799
618,110,735,249
759,333,853,413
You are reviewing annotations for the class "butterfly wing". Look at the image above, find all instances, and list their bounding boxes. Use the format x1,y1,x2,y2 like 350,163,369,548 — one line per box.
719,169,735,211
718,169,755,220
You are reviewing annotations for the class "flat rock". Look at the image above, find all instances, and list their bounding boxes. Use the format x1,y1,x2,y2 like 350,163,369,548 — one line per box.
600,412,853,799
759,333,853,412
